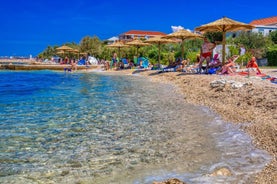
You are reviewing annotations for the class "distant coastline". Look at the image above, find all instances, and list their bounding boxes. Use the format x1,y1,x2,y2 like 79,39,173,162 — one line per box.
0,59,100,71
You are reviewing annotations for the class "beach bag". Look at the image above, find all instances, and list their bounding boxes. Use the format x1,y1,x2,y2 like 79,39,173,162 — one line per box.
208,68,217,74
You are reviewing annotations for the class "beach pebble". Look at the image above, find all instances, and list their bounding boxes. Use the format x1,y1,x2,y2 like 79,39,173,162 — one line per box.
210,79,226,88
153,178,187,184
209,167,232,176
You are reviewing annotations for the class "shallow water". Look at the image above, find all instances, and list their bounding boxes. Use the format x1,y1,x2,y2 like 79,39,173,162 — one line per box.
0,70,271,184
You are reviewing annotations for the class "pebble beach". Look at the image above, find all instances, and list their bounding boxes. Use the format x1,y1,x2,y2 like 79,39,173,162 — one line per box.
105,68,277,184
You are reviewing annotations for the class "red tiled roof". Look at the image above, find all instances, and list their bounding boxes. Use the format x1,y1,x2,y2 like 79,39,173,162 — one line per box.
122,30,167,36
250,16,277,26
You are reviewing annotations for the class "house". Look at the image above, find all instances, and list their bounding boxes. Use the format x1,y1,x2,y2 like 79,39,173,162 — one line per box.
250,16,277,36
106,36,119,44
119,30,167,42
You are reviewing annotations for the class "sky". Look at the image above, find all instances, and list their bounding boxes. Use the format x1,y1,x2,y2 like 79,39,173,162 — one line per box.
0,0,276,57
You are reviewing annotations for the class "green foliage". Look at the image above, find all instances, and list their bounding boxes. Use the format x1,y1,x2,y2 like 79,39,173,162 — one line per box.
228,45,239,56
186,51,199,64
232,31,274,59
204,32,223,42
266,48,277,66
79,35,102,57
142,45,158,64
38,45,57,59
269,30,277,44
236,52,252,66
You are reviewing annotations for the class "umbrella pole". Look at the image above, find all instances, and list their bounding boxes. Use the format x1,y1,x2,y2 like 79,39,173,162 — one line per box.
222,31,226,65
158,44,161,69
181,39,184,60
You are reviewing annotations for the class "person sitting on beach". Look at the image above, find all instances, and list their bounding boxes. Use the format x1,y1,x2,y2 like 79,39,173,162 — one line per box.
246,56,261,75
183,56,200,73
163,57,182,72
209,53,222,68
218,55,239,75
176,59,189,72
103,60,110,70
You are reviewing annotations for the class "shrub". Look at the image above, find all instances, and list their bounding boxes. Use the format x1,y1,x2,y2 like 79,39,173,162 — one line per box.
266,49,277,66
186,51,199,64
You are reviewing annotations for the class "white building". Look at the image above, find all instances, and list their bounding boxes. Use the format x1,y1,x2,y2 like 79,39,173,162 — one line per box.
250,16,277,36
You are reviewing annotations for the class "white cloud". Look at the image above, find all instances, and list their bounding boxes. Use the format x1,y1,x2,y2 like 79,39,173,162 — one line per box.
171,25,184,32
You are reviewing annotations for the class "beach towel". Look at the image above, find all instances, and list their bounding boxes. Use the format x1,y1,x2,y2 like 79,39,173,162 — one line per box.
270,77,277,84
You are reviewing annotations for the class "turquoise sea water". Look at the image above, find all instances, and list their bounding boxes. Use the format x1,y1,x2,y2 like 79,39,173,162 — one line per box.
0,70,271,184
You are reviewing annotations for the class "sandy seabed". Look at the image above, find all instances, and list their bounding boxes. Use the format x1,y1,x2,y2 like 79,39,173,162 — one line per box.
100,68,277,184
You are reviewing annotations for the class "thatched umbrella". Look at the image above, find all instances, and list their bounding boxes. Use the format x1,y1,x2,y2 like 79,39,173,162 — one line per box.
106,41,128,58
195,16,255,64
56,45,74,52
145,36,176,68
126,39,150,56
56,45,74,58
163,29,202,59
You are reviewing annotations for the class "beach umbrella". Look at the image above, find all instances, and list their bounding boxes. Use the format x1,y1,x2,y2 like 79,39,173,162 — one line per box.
145,36,176,68
106,41,129,58
56,45,74,52
57,50,65,55
163,29,203,60
56,45,74,58
126,39,150,56
195,16,255,64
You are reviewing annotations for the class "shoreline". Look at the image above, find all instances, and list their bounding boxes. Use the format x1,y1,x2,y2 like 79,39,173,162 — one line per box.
0,63,100,71
103,68,276,184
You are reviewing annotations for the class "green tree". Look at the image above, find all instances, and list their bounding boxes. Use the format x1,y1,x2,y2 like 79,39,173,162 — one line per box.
38,45,57,59
204,32,223,42
80,35,102,57
269,30,277,44
233,32,273,58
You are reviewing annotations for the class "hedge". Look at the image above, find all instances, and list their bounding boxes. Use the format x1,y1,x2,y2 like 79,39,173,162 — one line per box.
266,49,277,66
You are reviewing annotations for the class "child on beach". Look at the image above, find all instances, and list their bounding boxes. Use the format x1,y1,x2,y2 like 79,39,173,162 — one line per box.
246,56,261,74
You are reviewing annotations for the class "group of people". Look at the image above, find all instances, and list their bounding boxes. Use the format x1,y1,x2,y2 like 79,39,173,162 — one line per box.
105,37,262,75
192,37,262,75
104,52,150,70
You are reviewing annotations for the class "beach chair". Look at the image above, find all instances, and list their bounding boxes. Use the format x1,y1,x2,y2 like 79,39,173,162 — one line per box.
138,57,149,68
121,58,130,69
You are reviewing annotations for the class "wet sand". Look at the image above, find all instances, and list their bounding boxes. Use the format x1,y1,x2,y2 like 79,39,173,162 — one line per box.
103,68,276,184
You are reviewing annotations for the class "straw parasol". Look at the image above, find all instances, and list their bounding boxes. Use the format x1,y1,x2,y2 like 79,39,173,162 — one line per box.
163,29,203,59
56,45,74,58
106,41,128,58
56,45,74,52
145,36,176,68
195,16,255,64
57,50,65,55
126,39,150,56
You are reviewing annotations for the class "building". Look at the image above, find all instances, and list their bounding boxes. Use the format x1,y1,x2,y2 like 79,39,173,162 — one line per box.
250,16,277,36
118,30,167,42
106,36,119,44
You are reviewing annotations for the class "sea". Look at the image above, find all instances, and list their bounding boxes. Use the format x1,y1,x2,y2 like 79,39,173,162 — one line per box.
0,70,271,184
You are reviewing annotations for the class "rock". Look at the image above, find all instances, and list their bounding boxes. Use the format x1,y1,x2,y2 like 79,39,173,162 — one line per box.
210,79,227,88
210,167,232,176
231,82,244,89
153,178,187,184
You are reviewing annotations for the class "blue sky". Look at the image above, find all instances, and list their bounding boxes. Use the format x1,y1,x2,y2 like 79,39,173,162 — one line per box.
0,0,276,56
